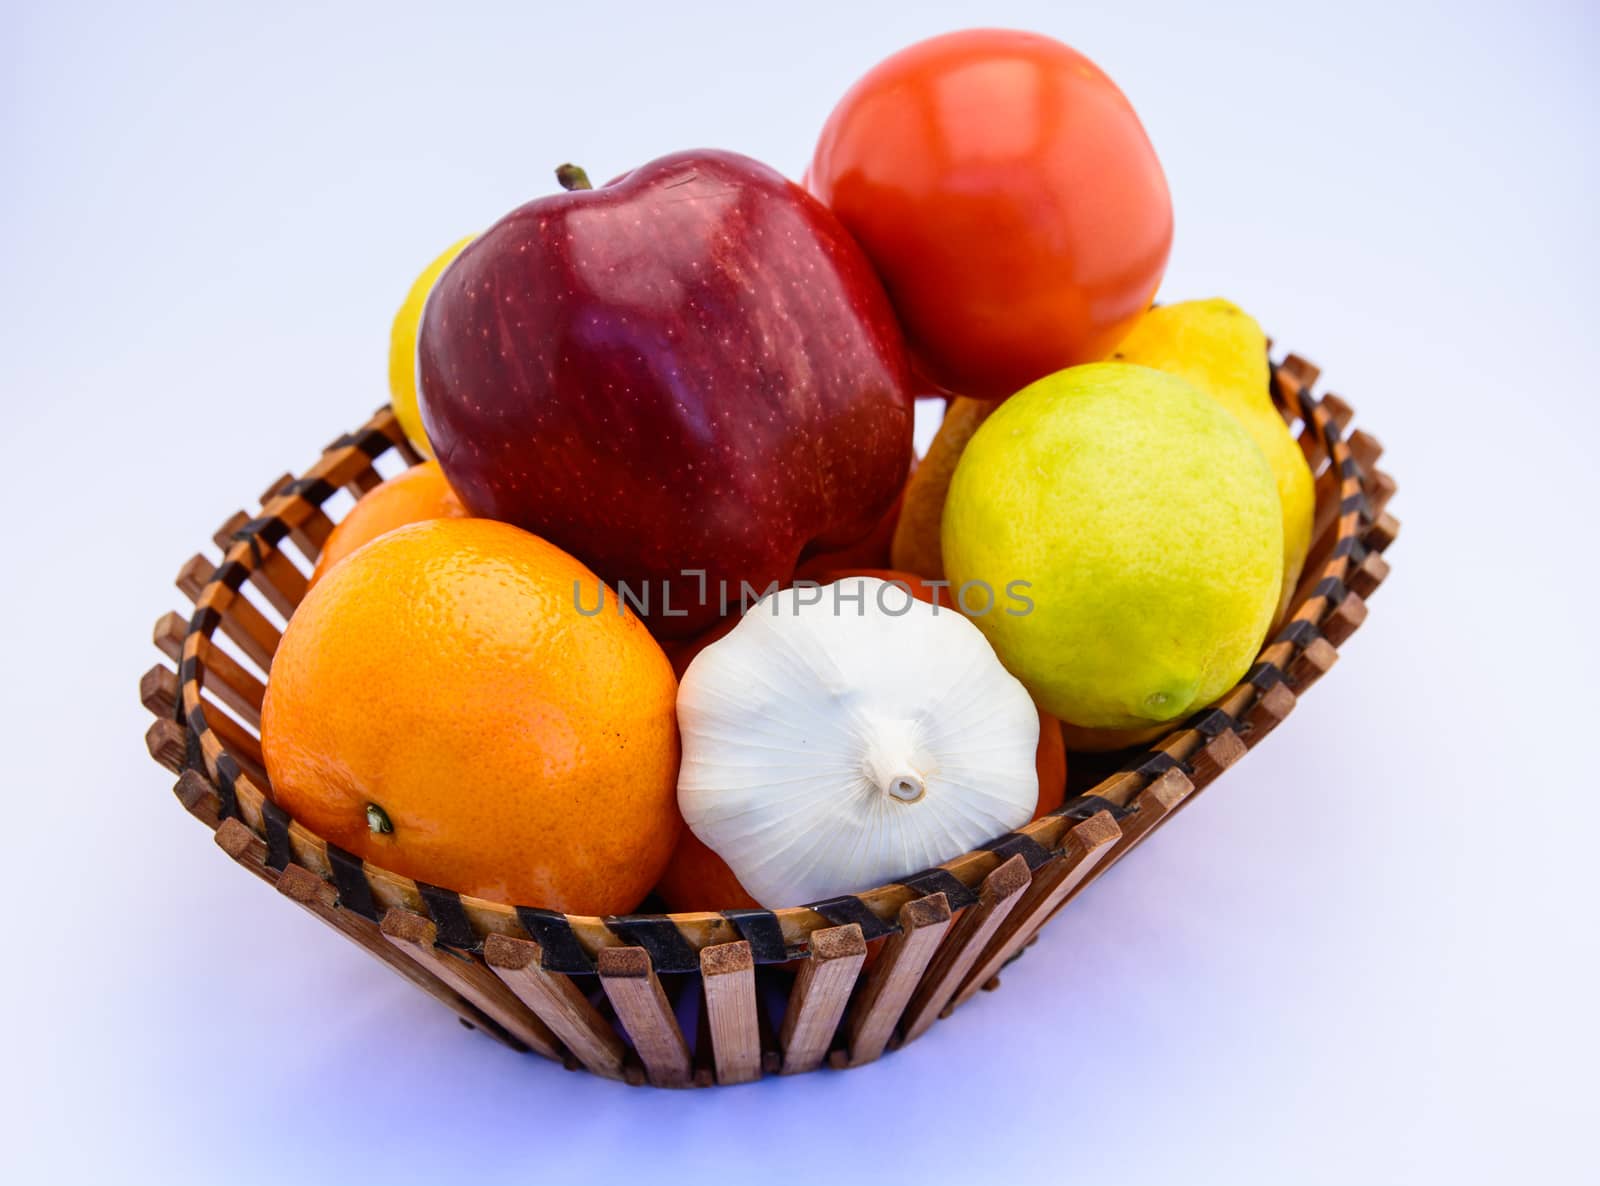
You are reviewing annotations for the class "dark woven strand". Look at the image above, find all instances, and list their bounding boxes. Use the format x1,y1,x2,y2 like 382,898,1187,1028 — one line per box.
280,476,337,505
415,882,477,950
605,914,701,973
1321,414,1343,453
806,895,897,941
1246,660,1285,690
896,867,979,911
260,798,293,872
231,514,291,557
514,907,593,973
1125,750,1191,779
1313,575,1347,604
1273,618,1320,648
976,831,1053,870
720,908,789,964
212,558,251,594
1059,793,1137,822
1187,707,1238,739
326,845,378,921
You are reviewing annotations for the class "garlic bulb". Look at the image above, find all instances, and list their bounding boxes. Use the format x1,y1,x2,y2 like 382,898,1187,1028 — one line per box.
676,577,1040,908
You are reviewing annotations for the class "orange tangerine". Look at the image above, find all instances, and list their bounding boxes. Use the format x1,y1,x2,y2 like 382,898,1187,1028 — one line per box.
309,461,468,586
263,518,680,914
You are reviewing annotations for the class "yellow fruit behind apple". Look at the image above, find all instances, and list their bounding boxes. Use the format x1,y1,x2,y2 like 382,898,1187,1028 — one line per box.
388,236,474,458
1112,298,1314,621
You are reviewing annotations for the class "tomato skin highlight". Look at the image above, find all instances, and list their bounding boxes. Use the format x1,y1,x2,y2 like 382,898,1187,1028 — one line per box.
809,29,1174,400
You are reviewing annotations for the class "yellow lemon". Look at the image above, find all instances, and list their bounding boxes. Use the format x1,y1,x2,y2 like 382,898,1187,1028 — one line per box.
388,236,473,457
1112,298,1314,621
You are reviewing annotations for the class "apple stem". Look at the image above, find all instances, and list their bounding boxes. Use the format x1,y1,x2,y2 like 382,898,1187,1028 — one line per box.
555,163,593,191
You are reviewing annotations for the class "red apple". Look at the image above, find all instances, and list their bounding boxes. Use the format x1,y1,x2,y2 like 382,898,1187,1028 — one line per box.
417,150,915,637
791,452,914,583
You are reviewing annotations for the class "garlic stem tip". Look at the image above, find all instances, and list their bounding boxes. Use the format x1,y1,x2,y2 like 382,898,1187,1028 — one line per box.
888,774,926,804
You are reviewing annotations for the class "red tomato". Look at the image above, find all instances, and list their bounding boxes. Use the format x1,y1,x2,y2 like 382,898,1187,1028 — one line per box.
809,29,1173,399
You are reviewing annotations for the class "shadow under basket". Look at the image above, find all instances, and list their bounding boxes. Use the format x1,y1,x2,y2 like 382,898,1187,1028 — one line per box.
141,350,1399,1087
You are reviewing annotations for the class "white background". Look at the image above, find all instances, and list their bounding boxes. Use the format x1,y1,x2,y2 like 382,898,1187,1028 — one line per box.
3,2,1595,1183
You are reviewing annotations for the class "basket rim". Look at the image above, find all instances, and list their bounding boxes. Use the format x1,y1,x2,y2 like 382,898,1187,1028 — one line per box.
164,351,1385,973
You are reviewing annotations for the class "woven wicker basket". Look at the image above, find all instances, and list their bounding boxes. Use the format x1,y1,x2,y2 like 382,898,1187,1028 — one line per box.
141,350,1397,1086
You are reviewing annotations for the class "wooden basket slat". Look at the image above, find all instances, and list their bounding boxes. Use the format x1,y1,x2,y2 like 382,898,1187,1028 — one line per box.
212,816,289,890
1364,510,1400,554
1289,521,1359,625
1030,770,1196,940
258,422,410,554
344,464,385,498
1367,468,1397,519
259,472,297,501
1320,393,1354,432
1320,590,1368,648
778,923,866,1075
1088,769,1193,873
267,857,527,1052
1285,636,1339,693
1185,728,1248,789
1280,369,1344,470
145,718,186,775
1306,461,1346,548
174,768,222,828
598,946,694,1088
841,893,952,1067
700,940,761,1085
190,635,267,727
900,854,1033,1044
140,664,179,723
197,696,268,782
1300,471,1362,602
1240,681,1298,748
1347,550,1391,600
1280,352,1322,393
1348,428,1383,473
213,509,310,617
259,472,337,564
153,612,186,664
1278,373,1337,472
176,554,280,671
378,908,564,1060
484,934,628,1079
950,813,1122,1010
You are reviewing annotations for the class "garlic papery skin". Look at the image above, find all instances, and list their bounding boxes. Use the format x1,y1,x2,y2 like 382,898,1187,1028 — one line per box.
676,577,1040,908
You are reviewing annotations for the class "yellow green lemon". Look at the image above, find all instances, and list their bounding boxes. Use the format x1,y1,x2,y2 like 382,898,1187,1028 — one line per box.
941,362,1282,731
